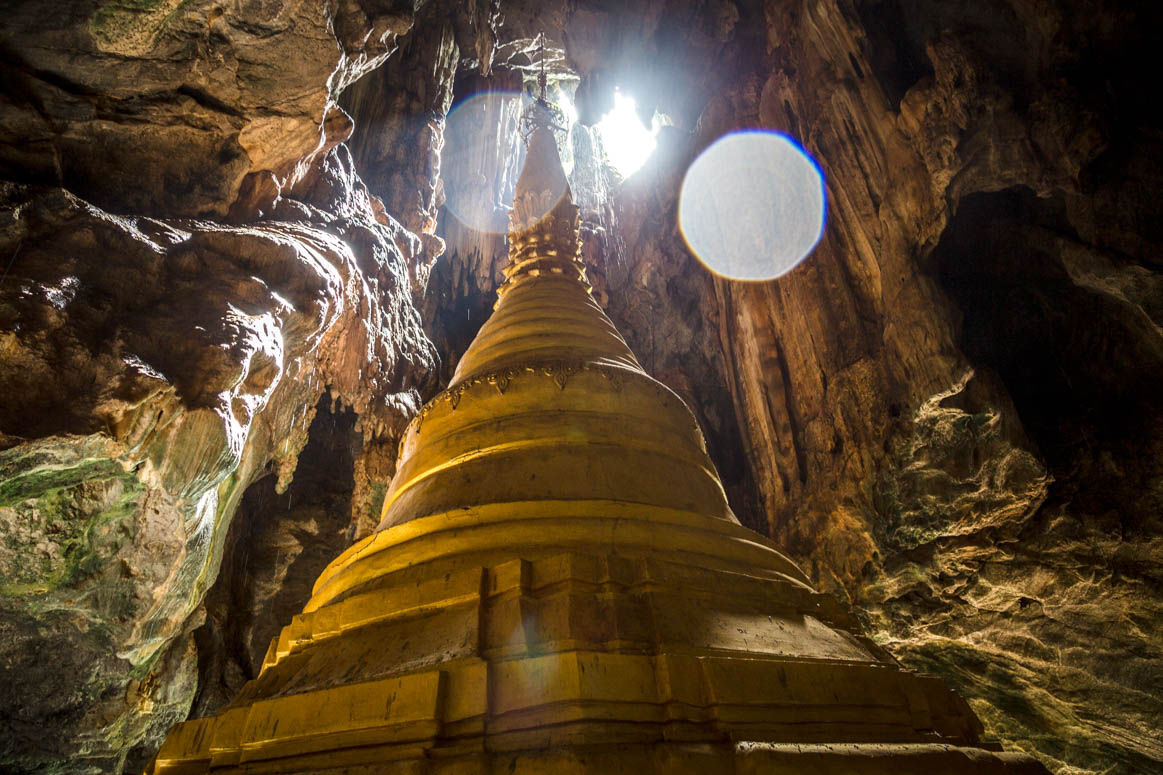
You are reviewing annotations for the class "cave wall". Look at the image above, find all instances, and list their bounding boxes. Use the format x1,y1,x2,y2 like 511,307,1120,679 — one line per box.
0,1,1160,774
0,2,441,771
549,2,1163,772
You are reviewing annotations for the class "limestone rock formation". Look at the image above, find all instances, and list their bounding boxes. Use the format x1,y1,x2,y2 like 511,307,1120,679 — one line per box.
0,0,416,218
0,166,436,770
0,3,441,764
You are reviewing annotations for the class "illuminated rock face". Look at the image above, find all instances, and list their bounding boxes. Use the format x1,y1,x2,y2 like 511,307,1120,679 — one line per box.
148,125,1047,774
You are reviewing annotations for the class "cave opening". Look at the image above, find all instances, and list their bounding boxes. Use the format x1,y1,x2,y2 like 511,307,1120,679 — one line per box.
595,89,662,177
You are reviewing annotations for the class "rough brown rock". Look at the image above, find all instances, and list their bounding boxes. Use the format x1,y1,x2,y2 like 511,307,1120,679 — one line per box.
0,163,435,770
0,2,441,771
0,0,413,217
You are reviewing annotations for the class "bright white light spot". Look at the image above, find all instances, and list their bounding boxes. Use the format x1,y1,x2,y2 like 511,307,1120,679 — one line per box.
679,131,826,281
596,91,659,177
557,91,579,127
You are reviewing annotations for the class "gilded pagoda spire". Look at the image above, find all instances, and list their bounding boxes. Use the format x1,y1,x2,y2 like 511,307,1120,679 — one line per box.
447,120,639,390
146,92,1049,775
374,117,734,534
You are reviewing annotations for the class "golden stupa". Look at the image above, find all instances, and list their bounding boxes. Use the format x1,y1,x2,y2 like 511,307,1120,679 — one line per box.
148,111,1049,774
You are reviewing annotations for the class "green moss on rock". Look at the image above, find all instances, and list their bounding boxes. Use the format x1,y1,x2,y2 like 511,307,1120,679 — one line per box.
0,447,142,596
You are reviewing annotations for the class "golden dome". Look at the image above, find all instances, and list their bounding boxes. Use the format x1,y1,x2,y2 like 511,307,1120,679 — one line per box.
378,126,734,531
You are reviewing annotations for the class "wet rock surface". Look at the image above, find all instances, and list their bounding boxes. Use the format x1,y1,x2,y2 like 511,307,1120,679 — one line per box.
0,1,1161,773
0,167,435,771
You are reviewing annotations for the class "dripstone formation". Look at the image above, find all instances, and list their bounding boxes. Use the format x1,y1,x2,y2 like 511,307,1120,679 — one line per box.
148,119,1048,774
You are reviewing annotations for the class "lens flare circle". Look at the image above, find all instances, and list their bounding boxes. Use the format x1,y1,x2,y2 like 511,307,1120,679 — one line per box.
679,131,825,281
442,90,552,234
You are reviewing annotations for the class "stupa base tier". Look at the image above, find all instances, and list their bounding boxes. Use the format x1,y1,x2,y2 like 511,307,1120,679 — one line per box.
153,652,984,769
148,547,1032,774
152,739,1047,774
